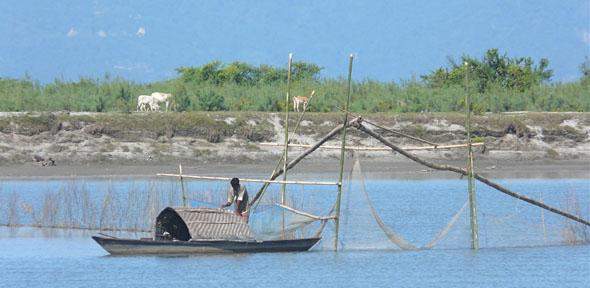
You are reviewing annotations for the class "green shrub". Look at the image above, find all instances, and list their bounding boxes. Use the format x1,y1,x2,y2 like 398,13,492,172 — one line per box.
197,89,225,111
0,57,587,113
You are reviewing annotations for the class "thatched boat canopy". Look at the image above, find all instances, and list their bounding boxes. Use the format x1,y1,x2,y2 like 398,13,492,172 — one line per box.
155,207,255,241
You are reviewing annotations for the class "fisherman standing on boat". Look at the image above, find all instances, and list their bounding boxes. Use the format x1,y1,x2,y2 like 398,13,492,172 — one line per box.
221,177,249,222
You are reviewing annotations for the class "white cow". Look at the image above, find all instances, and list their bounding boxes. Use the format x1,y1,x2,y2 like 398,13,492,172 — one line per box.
151,92,173,112
150,102,160,112
137,95,155,112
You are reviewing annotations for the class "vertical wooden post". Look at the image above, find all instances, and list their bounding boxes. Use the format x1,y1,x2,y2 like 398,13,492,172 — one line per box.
282,53,293,205
334,54,354,250
465,62,479,250
281,53,293,239
179,164,187,207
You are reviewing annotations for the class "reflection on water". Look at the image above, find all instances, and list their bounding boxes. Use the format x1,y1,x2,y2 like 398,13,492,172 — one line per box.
0,178,589,287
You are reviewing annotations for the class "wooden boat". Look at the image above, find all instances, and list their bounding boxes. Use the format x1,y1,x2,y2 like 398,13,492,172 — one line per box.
92,235,321,255
92,207,321,255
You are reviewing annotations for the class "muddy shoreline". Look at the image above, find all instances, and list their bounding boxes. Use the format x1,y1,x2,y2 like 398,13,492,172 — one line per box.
1,158,587,180
0,112,588,180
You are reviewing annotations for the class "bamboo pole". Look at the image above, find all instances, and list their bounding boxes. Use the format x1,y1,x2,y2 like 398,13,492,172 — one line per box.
282,54,294,239
179,164,187,207
276,204,337,221
335,54,354,250
249,117,361,206
352,118,590,226
258,142,484,151
465,62,479,250
157,174,339,186
282,53,293,205
540,191,547,243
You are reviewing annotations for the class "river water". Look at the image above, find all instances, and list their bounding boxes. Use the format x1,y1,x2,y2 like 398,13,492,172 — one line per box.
1,178,589,287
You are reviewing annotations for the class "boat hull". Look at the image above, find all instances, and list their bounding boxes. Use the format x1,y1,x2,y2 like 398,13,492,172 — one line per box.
92,236,321,255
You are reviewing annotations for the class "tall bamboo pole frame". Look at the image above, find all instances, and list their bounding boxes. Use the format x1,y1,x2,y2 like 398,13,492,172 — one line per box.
465,62,479,250
334,54,354,250
282,53,293,205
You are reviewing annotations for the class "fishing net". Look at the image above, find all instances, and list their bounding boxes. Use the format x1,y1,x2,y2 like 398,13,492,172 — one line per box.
181,179,330,241
0,176,337,241
0,159,588,250
337,157,469,250
337,156,590,250
246,181,337,241
0,179,183,234
475,180,590,248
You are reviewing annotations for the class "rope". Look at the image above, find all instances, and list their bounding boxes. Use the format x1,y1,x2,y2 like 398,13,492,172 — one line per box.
362,118,438,147
333,108,438,146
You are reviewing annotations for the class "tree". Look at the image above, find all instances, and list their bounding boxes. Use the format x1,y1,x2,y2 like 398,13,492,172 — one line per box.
291,61,322,82
175,60,322,85
176,61,224,84
580,57,590,78
219,62,260,85
421,49,553,92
